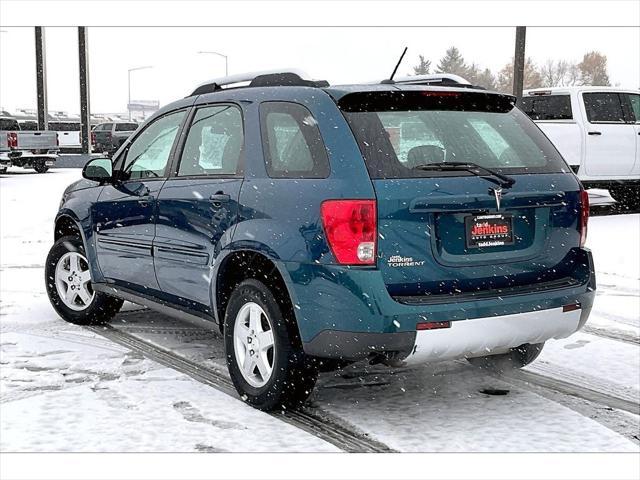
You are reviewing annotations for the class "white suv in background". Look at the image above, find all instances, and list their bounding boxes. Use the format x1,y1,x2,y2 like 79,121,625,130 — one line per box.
521,87,639,206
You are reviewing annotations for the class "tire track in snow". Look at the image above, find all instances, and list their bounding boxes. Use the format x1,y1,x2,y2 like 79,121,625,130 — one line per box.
88,324,396,453
582,325,639,346
505,367,639,416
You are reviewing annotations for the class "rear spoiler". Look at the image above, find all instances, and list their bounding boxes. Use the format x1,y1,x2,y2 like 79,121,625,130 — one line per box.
338,90,516,113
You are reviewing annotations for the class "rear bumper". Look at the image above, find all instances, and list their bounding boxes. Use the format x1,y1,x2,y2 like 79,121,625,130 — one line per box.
405,306,584,365
285,248,595,361
4,150,59,160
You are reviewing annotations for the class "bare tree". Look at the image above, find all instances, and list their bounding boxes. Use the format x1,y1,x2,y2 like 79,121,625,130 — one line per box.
496,57,543,93
540,59,557,87
541,59,575,87
567,63,581,86
578,51,611,86
555,60,570,86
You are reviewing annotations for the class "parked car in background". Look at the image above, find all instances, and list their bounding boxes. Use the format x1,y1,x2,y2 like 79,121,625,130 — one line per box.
92,122,138,155
49,121,82,152
46,71,594,411
521,87,640,206
0,116,59,173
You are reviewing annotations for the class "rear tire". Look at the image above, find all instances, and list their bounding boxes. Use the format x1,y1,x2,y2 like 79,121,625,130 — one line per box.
610,185,639,210
45,235,123,325
224,279,317,411
467,343,544,372
34,161,49,173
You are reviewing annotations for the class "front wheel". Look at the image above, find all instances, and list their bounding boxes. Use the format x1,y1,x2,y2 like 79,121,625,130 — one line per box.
45,235,123,325
467,343,544,372
224,279,317,411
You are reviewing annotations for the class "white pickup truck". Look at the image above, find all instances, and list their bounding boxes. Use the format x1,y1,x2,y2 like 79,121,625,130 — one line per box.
521,87,640,206
0,116,59,174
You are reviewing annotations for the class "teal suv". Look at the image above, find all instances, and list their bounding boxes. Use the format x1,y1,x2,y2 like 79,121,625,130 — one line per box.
45,72,595,410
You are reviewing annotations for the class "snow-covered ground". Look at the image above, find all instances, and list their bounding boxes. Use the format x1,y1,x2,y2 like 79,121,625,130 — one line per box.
1,168,638,452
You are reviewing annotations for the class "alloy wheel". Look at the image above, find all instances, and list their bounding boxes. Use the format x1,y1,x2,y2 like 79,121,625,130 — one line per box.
233,302,275,388
54,251,94,311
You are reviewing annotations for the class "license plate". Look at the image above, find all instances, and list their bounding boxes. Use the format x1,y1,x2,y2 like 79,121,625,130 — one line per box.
45,160,54,166
465,213,514,248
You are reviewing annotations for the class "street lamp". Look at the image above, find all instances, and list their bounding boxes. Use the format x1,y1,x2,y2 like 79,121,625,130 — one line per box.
128,65,153,120
198,51,228,76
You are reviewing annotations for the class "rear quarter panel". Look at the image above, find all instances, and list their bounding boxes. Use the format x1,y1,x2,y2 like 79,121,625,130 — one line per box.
232,91,375,264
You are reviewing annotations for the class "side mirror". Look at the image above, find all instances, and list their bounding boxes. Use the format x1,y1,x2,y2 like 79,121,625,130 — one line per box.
82,157,113,182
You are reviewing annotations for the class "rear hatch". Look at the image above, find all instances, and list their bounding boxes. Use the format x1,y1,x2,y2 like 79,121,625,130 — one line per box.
338,88,585,301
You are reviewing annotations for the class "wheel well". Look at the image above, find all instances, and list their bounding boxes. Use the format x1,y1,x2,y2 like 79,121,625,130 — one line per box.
216,251,301,344
54,216,81,241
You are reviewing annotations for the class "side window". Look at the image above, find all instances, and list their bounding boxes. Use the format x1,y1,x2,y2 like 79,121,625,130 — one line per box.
624,93,640,123
583,93,625,123
520,95,573,121
120,110,186,181
177,105,244,177
260,102,330,178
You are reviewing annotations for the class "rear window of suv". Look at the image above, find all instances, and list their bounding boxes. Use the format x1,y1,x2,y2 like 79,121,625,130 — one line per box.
115,123,138,131
339,91,567,179
520,94,573,120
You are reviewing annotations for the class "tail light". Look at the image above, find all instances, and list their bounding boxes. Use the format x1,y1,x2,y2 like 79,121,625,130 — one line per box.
7,132,18,149
321,199,377,265
91,132,96,145
579,188,589,247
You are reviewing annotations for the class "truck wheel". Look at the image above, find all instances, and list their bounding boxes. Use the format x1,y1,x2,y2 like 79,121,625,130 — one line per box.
224,279,317,411
45,235,123,325
467,343,544,372
610,185,639,210
34,161,49,173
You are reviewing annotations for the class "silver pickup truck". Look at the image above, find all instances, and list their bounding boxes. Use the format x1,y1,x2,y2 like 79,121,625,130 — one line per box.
0,116,59,174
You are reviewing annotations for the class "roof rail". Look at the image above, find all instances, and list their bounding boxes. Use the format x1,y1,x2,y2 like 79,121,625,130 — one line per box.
189,69,329,96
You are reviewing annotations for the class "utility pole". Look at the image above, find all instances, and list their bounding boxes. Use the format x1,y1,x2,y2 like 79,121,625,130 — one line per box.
513,26,527,99
78,27,92,154
34,27,48,130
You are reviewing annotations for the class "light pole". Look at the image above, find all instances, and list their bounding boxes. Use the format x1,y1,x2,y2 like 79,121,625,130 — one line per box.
198,51,228,76
128,65,153,120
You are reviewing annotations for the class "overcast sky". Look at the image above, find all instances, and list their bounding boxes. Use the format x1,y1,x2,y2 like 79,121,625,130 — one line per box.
0,26,638,115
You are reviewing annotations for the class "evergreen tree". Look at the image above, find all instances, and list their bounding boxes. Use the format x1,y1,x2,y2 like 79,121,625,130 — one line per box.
436,46,468,76
412,55,431,75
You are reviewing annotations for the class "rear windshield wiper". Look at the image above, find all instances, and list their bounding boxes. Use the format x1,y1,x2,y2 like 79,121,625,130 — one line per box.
412,162,516,188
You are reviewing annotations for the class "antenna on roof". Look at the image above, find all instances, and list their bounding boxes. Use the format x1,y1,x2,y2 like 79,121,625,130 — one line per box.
382,47,408,84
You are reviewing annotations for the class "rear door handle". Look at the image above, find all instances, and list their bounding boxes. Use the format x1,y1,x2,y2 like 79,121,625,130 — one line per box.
588,131,602,136
210,193,230,207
